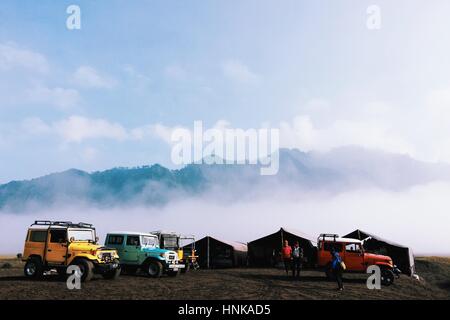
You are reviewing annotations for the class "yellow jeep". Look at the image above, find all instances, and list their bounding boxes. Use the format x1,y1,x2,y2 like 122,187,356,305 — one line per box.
22,220,120,281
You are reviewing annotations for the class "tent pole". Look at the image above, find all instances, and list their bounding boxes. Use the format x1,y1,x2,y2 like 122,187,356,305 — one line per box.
207,237,210,269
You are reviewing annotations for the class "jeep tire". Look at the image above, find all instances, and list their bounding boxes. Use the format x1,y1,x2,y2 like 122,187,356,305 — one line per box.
145,260,163,278
24,257,44,279
381,268,395,286
72,259,94,282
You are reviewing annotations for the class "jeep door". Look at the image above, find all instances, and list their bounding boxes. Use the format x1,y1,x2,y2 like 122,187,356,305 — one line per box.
122,235,140,263
105,234,125,257
24,229,47,258
45,229,68,264
318,241,343,267
343,243,365,271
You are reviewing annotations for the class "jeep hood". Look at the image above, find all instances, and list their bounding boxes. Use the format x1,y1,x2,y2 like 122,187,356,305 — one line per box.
69,242,115,252
365,253,393,265
142,247,175,255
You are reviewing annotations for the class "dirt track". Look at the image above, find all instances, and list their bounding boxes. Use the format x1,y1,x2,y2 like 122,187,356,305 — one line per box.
0,257,449,300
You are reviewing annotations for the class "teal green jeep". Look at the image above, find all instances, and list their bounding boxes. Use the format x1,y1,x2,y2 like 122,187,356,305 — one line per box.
105,232,184,277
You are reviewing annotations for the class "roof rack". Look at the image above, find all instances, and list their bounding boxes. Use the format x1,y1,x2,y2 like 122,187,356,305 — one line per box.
150,231,179,236
318,233,340,242
31,220,94,229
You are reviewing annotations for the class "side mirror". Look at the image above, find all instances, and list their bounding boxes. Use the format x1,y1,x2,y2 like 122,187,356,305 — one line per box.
69,237,75,242
95,236,99,243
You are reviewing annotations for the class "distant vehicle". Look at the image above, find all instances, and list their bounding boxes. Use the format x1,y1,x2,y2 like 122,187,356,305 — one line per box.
151,231,199,272
317,234,396,285
22,221,120,281
105,231,184,277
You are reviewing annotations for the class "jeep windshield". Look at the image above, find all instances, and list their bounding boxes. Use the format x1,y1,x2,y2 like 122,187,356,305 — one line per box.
141,236,158,248
163,236,178,249
68,229,95,242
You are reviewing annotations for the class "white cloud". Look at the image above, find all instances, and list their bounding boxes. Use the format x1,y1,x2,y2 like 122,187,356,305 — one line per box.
0,43,49,73
54,116,128,143
222,60,260,84
279,115,415,156
26,86,81,110
148,120,232,146
20,117,51,135
72,66,117,89
14,116,174,144
148,123,176,144
123,64,151,91
149,116,415,161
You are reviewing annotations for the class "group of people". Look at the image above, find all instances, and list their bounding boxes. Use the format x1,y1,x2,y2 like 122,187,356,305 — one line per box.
280,240,304,280
281,240,344,290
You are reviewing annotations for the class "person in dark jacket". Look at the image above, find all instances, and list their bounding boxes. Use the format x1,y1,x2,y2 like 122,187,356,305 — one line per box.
330,248,344,290
291,241,303,279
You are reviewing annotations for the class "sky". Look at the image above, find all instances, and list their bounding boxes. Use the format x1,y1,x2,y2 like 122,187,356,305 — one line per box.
1,0,450,183
1,1,450,255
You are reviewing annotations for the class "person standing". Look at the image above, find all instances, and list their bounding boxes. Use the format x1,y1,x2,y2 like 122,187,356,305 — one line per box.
330,248,344,290
281,240,292,276
292,241,303,279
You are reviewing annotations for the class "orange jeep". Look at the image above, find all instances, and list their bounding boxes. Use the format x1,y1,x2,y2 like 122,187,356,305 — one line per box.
22,220,120,281
317,234,395,285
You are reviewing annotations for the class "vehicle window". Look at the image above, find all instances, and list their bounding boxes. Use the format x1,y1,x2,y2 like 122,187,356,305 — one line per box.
345,243,361,253
29,230,47,242
126,235,140,246
108,235,124,245
68,229,95,242
142,236,158,247
324,242,343,252
50,229,67,243
163,236,178,248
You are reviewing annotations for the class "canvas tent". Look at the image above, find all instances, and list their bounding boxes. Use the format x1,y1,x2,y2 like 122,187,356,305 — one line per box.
184,236,248,269
344,229,415,275
248,227,317,267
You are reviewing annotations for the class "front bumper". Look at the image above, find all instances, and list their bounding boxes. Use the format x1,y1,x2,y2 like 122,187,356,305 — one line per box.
166,263,185,271
94,261,120,274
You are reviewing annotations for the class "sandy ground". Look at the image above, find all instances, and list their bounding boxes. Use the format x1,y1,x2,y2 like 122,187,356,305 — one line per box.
0,257,449,300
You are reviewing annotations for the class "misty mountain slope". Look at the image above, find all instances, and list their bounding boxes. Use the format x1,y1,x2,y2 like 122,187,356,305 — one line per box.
305,146,450,190
1,147,450,211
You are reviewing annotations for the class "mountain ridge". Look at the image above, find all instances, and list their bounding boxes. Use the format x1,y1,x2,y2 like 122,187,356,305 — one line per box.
1,147,450,212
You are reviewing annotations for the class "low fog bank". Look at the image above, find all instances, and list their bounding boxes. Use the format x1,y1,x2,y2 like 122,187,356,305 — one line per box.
1,181,449,256
3,147,450,212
